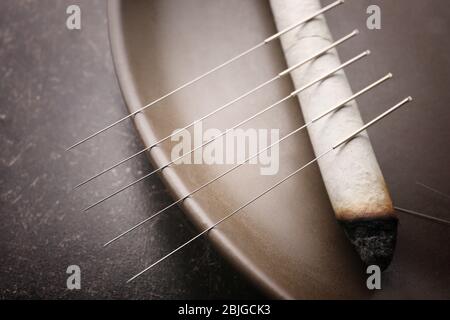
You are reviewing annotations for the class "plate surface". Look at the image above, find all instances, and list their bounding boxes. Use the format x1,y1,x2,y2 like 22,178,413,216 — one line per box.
108,0,450,298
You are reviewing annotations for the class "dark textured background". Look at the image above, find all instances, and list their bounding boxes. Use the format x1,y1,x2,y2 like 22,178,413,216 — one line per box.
0,0,263,299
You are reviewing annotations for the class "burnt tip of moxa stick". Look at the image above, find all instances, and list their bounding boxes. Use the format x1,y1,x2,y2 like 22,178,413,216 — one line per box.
339,216,398,271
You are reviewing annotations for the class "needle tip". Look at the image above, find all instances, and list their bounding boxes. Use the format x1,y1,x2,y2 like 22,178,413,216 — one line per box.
365,50,371,55
353,29,359,35
407,96,413,102
387,72,393,78
103,240,114,248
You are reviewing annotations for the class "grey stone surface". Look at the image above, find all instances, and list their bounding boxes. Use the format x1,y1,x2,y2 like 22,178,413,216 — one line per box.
0,0,262,299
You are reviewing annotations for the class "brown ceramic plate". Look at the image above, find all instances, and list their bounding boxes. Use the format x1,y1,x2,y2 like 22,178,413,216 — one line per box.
108,0,450,298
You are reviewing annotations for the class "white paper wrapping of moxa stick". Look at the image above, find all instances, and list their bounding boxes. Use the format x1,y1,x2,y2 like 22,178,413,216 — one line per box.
269,0,394,221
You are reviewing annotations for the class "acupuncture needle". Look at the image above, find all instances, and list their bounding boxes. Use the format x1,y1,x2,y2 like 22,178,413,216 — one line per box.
104,73,392,247
395,207,450,226
416,182,450,201
126,96,413,283
66,0,344,151
74,29,359,189
84,50,370,211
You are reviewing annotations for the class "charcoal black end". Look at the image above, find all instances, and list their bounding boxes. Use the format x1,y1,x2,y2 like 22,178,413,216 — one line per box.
339,217,398,271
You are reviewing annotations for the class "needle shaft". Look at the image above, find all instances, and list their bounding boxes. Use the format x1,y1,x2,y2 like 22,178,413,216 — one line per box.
126,94,413,283
332,97,412,149
75,30,358,189
126,150,332,283
66,0,344,151
416,182,450,201
395,206,450,226
104,73,392,247
84,50,369,211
